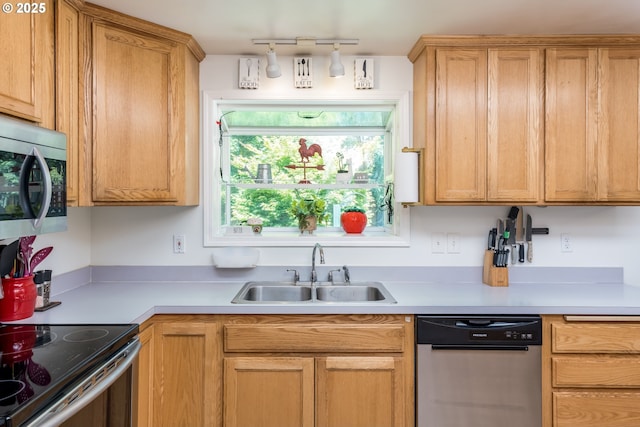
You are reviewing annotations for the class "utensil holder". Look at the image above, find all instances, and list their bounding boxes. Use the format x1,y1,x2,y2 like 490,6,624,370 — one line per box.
483,250,509,287
0,275,37,321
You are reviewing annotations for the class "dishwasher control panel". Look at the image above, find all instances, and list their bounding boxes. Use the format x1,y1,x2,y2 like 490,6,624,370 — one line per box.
416,315,542,346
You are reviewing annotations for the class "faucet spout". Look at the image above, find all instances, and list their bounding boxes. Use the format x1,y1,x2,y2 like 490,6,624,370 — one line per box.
311,243,325,284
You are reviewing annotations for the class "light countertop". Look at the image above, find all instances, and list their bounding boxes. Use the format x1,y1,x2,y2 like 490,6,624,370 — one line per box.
14,278,640,325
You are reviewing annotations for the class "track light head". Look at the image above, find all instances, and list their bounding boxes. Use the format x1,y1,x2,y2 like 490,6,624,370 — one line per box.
329,44,345,78
265,44,281,78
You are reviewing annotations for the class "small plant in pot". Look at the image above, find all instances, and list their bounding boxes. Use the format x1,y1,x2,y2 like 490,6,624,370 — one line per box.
290,196,328,234
340,207,367,234
335,152,352,183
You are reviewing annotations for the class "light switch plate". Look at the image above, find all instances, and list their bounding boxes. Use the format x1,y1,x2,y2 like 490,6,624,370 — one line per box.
354,58,374,89
294,57,313,88
238,57,260,89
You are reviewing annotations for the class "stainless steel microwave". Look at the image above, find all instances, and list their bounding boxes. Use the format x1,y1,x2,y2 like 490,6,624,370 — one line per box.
0,115,67,239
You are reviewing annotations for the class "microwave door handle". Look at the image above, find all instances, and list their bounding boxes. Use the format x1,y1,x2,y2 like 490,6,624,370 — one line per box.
18,147,52,228
31,147,52,228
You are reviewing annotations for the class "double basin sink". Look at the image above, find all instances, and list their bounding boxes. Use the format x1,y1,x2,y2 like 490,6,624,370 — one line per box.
231,281,397,304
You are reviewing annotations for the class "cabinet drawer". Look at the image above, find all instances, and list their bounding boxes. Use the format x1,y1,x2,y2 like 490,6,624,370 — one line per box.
552,323,640,353
224,324,405,353
553,391,640,427
553,356,640,387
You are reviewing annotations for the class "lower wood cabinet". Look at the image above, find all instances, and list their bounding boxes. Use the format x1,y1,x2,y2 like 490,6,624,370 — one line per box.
543,315,640,427
135,323,154,427
224,357,315,427
137,314,414,427
222,314,414,427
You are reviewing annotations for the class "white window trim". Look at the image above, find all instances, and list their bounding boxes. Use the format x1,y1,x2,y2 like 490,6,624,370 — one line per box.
201,90,413,247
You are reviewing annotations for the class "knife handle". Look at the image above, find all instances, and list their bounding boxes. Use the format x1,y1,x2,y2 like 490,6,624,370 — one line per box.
519,244,525,263
527,241,533,263
511,245,517,263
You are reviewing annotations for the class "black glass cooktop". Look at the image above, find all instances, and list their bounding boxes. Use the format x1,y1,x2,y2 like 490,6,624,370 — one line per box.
0,324,138,427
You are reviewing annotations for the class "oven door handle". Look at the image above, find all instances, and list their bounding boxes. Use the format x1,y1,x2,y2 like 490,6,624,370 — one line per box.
24,338,141,427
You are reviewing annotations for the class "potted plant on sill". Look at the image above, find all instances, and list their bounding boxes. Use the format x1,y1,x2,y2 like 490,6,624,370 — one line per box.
290,196,328,234
340,207,367,234
335,152,352,183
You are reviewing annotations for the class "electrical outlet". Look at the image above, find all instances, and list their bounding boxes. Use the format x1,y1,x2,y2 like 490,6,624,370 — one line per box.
432,232,445,253
173,235,185,254
447,233,461,254
561,233,572,252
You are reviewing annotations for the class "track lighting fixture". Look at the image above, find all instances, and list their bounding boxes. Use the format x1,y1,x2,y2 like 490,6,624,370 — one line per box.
265,43,281,78
252,37,358,80
329,44,345,78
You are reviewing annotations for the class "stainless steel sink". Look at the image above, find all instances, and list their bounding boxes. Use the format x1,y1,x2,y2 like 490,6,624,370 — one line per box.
315,285,393,302
231,281,396,304
232,282,312,303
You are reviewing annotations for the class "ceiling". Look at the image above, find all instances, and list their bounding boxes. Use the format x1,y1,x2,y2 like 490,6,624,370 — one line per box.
89,0,640,56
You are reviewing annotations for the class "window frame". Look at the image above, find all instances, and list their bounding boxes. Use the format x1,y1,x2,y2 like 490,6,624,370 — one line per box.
202,90,412,247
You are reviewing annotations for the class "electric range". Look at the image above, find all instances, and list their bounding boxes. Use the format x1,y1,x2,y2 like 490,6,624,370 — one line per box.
0,324,138,427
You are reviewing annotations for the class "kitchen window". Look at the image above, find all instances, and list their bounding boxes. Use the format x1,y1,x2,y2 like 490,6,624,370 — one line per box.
202,92,412,247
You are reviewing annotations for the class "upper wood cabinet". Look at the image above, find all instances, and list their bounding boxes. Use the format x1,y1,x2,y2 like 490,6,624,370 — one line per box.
546,47,640,202
0,0,54,127
545,48,598,202
410,35,640,205
78,4,204,206
411,38,543,204
55,0,81,205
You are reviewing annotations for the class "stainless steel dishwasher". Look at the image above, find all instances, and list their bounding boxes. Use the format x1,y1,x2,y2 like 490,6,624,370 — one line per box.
416,315,542,427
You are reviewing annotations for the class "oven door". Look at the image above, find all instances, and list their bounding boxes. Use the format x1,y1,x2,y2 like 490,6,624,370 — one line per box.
23,339,140,427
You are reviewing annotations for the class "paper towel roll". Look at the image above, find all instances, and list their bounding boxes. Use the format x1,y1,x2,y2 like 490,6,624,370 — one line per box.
394,150,419,203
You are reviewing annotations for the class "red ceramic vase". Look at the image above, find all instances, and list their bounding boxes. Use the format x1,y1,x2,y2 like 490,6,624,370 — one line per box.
340,211,367,234
0,275,37,321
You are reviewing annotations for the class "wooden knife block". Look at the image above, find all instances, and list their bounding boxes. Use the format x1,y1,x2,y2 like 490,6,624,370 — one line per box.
483,249,509,287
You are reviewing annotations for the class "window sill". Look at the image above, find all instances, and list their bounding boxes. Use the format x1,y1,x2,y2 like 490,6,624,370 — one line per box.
206,230,410,247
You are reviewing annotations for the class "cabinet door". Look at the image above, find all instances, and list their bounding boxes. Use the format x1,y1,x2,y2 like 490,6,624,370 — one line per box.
316,356,406,427
0,0,53,125
435,49,487,201
56,0,79,206
487,49,543,202
91,23,179,203
136,324,154,427
224,357,314,427
598,48,640,201
545,48,599,201
154,322,219,427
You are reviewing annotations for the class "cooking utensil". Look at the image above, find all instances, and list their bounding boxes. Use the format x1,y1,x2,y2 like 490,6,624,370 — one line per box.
363,60,367,78
526,214,533,263
506,218,516,264
515,207,524,262
27,358,51,386
488,228,497,250
0,240,19,277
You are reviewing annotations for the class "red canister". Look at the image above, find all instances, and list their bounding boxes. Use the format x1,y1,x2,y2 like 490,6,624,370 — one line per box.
0,276,37,321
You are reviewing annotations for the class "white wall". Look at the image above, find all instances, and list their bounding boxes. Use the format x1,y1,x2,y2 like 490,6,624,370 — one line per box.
47,54,640,284
31,207,92,275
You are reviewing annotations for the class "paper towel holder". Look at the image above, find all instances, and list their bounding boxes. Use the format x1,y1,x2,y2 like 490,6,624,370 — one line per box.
399,146,424,207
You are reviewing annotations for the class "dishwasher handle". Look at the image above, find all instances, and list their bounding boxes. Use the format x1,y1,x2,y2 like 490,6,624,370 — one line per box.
431,344,530,351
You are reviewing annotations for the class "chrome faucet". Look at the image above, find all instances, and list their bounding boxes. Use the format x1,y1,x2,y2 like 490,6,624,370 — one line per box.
310,243,325,284
342,265,351,284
